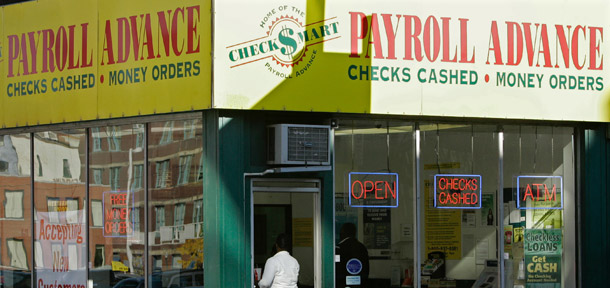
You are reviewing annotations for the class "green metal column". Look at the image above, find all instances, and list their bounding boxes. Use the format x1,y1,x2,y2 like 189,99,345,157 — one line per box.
582,126,609,287
204,111,251,287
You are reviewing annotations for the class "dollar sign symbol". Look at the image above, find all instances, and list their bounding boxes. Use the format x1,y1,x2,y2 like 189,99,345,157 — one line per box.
278,25,297,58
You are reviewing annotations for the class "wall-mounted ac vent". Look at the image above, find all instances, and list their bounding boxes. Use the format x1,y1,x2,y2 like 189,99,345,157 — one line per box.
267,124,330,165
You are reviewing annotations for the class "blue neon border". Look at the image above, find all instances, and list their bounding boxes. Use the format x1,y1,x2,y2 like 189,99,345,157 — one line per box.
516,175,563,210
102,190,136,238
348,172,399,208
433,174,482,209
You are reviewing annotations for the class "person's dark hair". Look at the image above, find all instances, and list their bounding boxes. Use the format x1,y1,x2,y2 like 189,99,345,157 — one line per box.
340,222,357,239
275,233,291,251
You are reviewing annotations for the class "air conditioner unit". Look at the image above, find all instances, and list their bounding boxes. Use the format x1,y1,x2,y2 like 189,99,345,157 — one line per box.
267,124,331,165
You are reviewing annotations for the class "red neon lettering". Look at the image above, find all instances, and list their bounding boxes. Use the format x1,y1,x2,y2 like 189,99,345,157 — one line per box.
522,184,534,201
386,181,396,199
364,181,374,199
374,181,384,199
351,180,364,199
544,184,557,201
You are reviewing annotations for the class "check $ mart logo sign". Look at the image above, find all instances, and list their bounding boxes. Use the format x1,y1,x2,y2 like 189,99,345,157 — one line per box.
226,5,340,78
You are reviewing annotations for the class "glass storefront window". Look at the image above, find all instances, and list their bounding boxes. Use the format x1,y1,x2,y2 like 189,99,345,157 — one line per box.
503,126,576,287
34,130,87,288
0,134,31,288
420,124,499,287
334,120,415,288
148,119,203,287
89,125,145,286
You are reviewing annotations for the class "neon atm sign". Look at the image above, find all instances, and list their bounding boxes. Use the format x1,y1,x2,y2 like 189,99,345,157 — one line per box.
349,172,399,208
517,176,563,210
434,174,482,209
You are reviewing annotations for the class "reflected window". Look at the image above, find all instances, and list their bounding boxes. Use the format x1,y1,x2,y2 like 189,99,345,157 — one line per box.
92,127,102,151
7,239,28,269
66,198,79,224
93,168,103,185
178,155,193,185
110,167,120,191
94,245,104,267
131,164,143,190
68,244,78,271
193,200,203,223
107,126,121,151
155,160,170,188
4,190,24,219
160,121,174,145
134,124,145,148
91,200,103,227
172,254,182,269
174,203,185,227
47,197,60,223
131,207,141,232
184,120,196,140
155,206,165,230
37,155,43,176
153,256,162,270
35,241,43,268
197,154,204,182
63,159,72,178
0,160,8,173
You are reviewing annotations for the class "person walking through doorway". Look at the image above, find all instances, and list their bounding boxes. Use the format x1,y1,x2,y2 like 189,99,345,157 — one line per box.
258,233,300,288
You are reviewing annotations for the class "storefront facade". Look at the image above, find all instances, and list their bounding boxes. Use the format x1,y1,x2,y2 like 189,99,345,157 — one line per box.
0,0,609,288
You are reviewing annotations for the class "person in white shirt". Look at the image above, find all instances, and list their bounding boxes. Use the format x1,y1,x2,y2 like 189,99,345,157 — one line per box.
258,234,300,288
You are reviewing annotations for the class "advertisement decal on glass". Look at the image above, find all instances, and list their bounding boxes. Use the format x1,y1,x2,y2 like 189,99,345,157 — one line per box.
349,172,398,208
103,191,135,237
434,174,482,209
517,176,563,210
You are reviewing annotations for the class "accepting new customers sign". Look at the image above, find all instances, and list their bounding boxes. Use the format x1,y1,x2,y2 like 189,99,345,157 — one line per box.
214,0,610,122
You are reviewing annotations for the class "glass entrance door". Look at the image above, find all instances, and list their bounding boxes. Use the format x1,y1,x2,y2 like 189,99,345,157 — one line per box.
251,179,321,288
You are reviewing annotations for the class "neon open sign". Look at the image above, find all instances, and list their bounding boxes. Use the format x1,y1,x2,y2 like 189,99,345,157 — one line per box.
434,174,482,209
349,172,399,208
517,176,563,210
103,191,135,237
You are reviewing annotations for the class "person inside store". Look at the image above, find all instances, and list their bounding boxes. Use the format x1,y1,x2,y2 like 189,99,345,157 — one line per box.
257,233,300,288
336,222,370,288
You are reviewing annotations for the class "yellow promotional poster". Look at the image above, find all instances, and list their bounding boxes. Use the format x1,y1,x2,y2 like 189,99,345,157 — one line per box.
214,0,610,122
97,0,211,119
424,180,461,260
2,0,98,127
0,0,211,129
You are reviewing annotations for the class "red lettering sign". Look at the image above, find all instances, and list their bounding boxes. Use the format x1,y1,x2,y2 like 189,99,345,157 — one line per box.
517,176,563,210
434,174,482,209
349,172,399,208
103,191,134,237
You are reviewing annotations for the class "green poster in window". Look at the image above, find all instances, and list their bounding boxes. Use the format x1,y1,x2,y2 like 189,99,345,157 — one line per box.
524,229,562,288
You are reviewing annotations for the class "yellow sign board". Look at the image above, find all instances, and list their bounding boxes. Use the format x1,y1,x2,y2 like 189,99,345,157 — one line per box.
112,261,129,272
0,0,211,128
